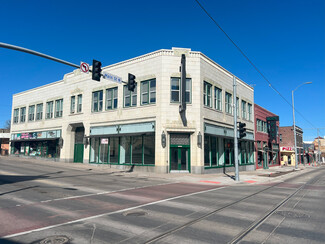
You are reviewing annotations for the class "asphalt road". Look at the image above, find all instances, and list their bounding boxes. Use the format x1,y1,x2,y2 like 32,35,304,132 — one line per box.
0,157,324,244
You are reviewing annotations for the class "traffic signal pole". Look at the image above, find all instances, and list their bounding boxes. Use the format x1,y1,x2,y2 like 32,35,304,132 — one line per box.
233,76,239,181
0,42,80,69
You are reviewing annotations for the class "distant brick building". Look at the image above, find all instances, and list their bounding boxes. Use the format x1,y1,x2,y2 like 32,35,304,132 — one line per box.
254,104,280,169
0,129,10,156
279,126,303,166
313,137,325,163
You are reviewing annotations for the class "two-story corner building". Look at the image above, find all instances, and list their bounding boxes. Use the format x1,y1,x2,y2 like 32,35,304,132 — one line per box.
10,48,255,174
279,126,304,166
254,104,280,169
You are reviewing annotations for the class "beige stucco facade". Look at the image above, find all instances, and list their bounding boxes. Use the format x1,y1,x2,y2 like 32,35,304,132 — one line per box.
10,48,254,174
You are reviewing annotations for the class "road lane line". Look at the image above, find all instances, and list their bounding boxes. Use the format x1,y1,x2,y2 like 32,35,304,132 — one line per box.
3,186,226,238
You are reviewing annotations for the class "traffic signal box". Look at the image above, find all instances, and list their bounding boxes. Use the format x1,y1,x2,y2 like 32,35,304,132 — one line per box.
128,73,136,92
92,60,102,81
238,122,246,139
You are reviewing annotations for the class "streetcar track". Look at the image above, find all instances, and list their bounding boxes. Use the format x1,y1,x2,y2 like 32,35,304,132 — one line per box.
143,167,324,244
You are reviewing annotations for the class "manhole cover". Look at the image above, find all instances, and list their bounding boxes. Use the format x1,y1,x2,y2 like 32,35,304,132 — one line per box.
123,211,147,217
276,211,310,218
37,235,70,244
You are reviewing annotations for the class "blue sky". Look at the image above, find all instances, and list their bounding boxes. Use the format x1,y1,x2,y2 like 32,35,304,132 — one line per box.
0,0,324,141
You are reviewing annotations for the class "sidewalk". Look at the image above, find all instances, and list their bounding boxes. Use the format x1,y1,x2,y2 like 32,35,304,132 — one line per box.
1,155,319,186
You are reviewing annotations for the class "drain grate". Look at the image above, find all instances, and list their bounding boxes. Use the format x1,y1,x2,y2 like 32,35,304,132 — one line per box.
123,211,147,217
36,235,70,244
276,210,310,219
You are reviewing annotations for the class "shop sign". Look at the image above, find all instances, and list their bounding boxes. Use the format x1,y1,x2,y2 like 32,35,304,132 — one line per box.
37,132,47,139
101,138,109,144
47,130,57,138
21,133,29,139
29,132,37,139
281,146,292,151
12,134,21,140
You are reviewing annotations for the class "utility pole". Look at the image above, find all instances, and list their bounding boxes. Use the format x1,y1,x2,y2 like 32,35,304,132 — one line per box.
233,76,239,181
317,128,321,164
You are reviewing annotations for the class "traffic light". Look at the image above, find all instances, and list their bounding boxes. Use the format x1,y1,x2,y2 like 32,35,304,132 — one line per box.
92,60,102,81
128,73,136,92
238,122,246,139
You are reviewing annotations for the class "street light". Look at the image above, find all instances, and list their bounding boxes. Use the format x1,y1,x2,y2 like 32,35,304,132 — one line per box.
292,82,312,169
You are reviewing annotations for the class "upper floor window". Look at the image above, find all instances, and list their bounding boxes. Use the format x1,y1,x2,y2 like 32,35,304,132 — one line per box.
214,87,222,111
36,103,43,120
248,103,252,121
124,85,137,107
55,99,63,118
70,96,75,114
170,77,191,103
242,100,247,119
77,94,82,113
92,90,103,112
20,107,26,123
257,119,267,133
106,87,118,110
203,82,212,107
46,101,53,119
141,79,156,105
28,105,35,121
13,109,19,124
225,92,232,114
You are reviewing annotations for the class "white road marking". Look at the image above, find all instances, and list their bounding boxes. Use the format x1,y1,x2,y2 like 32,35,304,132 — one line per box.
3,186,226,239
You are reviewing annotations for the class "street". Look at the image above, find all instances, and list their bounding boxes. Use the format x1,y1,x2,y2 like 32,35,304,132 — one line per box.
0,157,324,244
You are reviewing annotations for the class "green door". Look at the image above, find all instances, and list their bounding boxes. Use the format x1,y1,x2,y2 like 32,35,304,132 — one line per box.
74,144,84,163
170,146,190,172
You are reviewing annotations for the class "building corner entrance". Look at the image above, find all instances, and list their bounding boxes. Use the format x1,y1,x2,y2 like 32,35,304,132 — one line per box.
169,133,191,172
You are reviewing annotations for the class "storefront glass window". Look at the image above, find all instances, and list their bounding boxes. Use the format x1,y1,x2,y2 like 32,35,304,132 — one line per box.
211,137,217,166
204,135,210,166
29,142,37,156
132,136,142,164
90,138,99,163
225,139,234,165
120,137,131,164
99,138,109,163
144,135,155,165
218,138,225,166
109,137,119,164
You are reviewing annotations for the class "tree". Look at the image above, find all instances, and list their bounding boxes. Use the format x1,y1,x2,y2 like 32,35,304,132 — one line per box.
4,120,11,131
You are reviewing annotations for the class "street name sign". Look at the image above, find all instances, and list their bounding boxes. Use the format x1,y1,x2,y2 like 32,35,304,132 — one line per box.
103,72,122,84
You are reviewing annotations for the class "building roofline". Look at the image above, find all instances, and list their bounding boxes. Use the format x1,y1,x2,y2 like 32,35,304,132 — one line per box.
13,47,254,96
254,104,278,116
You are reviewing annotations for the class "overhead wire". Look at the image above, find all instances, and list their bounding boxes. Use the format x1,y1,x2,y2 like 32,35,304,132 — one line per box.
194,0,317,130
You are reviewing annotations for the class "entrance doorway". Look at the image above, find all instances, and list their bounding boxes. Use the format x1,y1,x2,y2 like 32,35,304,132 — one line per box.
169,133,190,172
73,127,84,163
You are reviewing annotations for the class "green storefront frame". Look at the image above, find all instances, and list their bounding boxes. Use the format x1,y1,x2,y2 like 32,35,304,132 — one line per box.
169,144,191,172
204,134,254,169
89,134,155,166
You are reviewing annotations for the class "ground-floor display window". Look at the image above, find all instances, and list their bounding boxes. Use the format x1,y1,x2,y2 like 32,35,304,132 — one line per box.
204,134,254,168
11,140,60,158
89,134,155,165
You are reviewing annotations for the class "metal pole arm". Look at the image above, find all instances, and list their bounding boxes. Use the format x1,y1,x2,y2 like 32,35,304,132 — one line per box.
0,42,80,69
